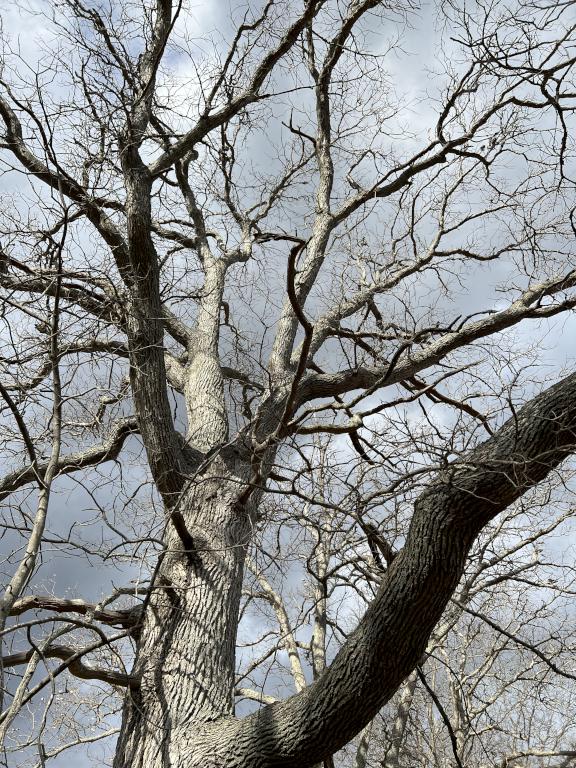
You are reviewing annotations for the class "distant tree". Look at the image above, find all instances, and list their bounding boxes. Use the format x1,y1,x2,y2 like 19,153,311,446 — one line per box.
0,1,576,766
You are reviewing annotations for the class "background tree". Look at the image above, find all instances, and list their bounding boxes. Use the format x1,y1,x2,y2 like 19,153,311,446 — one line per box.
1,1,576,766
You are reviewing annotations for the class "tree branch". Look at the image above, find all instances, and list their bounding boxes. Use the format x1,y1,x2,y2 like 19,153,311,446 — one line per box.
0,418,138,501
9,595,141,629
1,644,133,687
298,272,576,405
148,2,323,176
193,370,576,766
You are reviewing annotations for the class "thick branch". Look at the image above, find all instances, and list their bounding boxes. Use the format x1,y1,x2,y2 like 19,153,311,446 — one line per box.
193,370,576,766
117,2,193,496
2,644,132,687
9,595,141,629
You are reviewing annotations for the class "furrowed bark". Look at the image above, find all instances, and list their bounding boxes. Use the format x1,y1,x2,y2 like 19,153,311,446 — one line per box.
113,453,254,768
122,159,190,500
2,2,575,765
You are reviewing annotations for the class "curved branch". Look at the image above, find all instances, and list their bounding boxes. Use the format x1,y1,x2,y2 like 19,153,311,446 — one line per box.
2,644,133,687
149,2,323,176
0,418,138,501
192,370,576,766
0,92,130,275
299,272,576,405
9,595,141,629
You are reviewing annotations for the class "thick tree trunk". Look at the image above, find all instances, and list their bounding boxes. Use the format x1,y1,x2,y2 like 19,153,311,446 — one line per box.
113,456,252,768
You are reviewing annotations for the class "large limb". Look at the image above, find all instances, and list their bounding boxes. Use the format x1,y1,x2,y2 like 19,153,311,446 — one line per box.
0,4,191,499
172,153,230,451
186,369,576,767
297,270,576,406
117,0,193,497
8,595,141,629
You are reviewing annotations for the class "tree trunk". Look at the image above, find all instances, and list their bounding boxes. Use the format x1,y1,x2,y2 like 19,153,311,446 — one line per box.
113,456,251,768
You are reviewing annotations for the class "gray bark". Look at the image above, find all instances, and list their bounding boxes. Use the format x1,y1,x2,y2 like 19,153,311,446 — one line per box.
2,3,574,764
113,454,253,767
113,371,576,768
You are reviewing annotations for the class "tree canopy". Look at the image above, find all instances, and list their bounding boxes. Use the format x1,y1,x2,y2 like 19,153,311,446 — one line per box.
0,1,576,766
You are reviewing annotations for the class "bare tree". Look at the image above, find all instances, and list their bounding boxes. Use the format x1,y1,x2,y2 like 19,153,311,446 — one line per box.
1,1,576,766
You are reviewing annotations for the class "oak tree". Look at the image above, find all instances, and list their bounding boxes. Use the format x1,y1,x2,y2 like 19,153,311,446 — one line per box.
1,1,576,766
